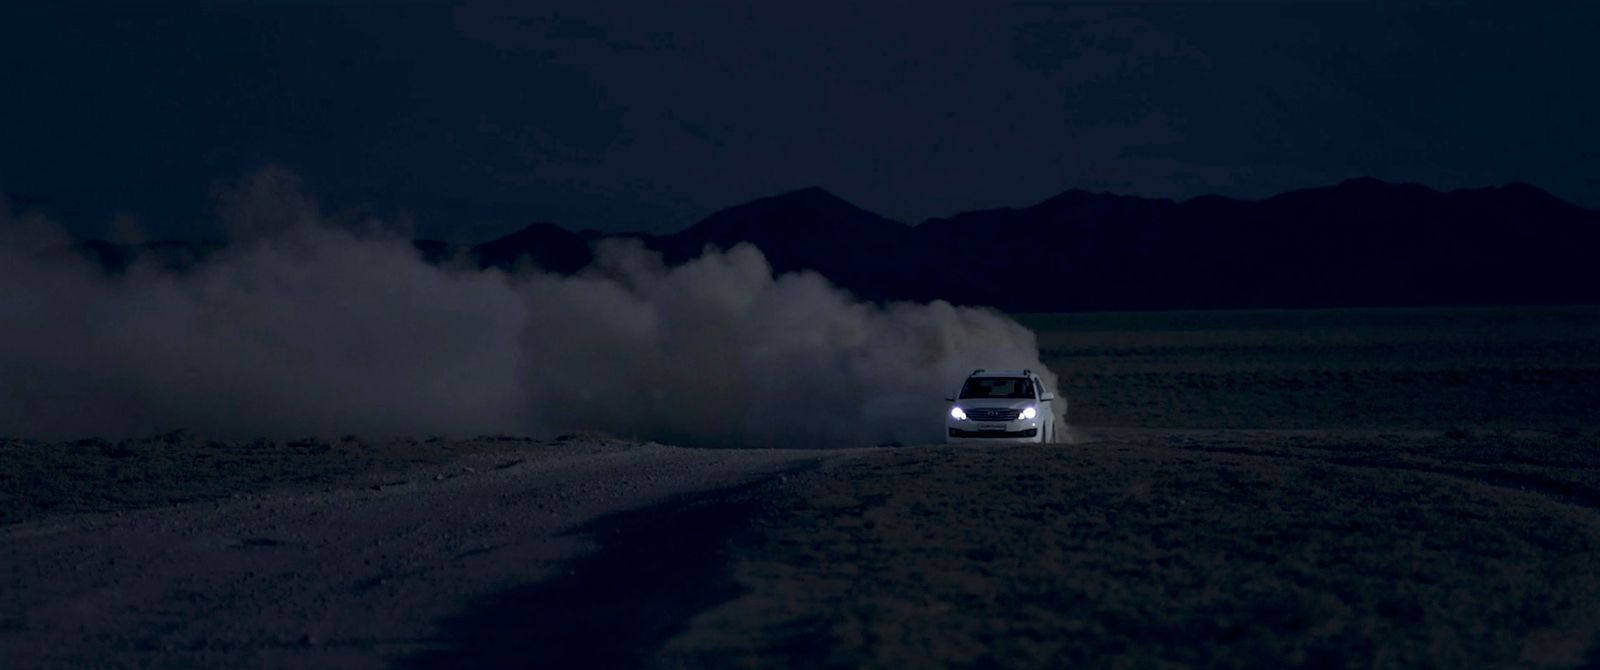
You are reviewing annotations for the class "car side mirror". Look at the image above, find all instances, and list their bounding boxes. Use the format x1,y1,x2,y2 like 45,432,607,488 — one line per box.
944,395,955,402
1040,392,1056,401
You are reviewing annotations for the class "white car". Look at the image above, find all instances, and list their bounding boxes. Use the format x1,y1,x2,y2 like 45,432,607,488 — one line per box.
945,369,1061,444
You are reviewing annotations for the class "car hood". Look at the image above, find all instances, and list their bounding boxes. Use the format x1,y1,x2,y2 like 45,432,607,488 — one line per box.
954,398,1040,411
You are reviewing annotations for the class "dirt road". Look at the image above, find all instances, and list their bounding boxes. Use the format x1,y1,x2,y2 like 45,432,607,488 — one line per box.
0,440,874,668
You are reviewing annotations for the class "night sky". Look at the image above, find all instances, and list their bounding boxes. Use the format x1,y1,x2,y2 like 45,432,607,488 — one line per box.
3,1,1596,241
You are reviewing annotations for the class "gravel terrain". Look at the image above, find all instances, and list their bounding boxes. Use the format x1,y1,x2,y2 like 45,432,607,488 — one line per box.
0,438,874,668
5,306,1596,668
655,428,1600,669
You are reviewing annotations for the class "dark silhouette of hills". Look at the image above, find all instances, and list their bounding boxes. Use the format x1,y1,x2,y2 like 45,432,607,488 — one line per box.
625,178,1600,310
933,179,1600,309
468,221,593,274
643,187,933,301
49,178,1600,311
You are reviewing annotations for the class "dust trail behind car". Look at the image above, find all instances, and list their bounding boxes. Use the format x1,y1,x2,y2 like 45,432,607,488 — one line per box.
0,168,1051,447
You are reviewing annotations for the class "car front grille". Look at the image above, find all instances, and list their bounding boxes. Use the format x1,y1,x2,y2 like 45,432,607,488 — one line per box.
965,408,1021,422
950,428,1038,439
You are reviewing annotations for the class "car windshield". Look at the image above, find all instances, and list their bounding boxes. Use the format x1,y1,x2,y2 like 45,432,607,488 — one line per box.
958,377,1035,400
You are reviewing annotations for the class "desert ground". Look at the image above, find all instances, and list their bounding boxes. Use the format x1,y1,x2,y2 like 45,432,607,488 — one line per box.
3,306,1599,668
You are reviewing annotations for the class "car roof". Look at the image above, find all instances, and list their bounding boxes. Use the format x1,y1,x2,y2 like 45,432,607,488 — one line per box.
969,369,1032,379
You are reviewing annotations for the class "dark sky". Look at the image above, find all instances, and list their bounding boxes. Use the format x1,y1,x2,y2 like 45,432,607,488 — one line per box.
3,1,1596,241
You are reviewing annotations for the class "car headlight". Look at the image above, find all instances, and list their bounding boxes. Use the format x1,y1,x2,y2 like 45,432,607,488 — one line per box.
1019,406,1038,420
950,407,968,421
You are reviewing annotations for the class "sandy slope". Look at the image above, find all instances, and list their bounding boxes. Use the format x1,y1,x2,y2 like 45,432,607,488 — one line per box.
0,440,873,669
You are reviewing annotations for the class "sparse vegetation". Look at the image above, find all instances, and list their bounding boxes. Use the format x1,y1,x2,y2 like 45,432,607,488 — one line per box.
0,433,579,524
1017,306,1600,431
662,434,1600,668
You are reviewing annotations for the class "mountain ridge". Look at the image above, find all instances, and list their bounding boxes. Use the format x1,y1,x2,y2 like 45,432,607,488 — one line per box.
42,178,1600,312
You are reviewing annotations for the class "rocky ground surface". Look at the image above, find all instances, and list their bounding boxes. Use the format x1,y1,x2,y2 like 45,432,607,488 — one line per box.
654,428,1600,669
6,428,1599,669
0,436,873,668
6,307,1597,668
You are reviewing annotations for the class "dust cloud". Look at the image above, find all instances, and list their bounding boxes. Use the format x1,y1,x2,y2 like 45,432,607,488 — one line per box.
0,169,1051,446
